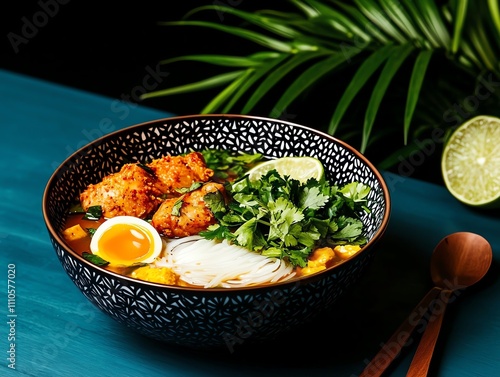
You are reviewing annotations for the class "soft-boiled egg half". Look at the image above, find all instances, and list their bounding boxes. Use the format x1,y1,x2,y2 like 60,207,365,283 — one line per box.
90,216,163,266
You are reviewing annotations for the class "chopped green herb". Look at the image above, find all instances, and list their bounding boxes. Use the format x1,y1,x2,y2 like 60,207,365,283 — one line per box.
68,202,85,214
171,196,185,217
87,228,97,237
203,190,227,216
201,170,371,267
201,149,263,180
137,163,156,176
82,205,102,221
82,252,109,267
175,182,202,194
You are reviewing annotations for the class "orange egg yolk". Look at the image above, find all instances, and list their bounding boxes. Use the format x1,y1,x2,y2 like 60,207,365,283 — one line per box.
96,223,154,265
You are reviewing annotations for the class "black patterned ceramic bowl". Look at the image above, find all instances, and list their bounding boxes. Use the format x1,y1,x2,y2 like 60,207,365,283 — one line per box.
43,114,390,350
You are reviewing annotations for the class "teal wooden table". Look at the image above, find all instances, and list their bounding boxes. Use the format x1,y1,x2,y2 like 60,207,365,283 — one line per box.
1,69,499,377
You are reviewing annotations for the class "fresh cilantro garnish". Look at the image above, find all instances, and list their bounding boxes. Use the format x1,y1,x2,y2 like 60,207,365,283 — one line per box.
82,252,109,267
201,149,263,180
82,205,102,221
68,202,85,214
203,190,227,216
201,170,371,267
171,196,185,217
87,228,97,237
175,182,203,194
137,163,156,176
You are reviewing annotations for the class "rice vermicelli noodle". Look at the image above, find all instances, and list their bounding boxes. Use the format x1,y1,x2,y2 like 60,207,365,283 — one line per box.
156,236,295,288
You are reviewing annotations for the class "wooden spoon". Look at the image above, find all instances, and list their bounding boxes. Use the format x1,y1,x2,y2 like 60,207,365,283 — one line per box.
359,232,492,377
405,232,492,376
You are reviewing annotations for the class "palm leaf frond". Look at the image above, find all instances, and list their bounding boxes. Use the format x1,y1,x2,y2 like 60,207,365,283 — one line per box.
354,0,407,43
140,70,245,100
331,0,390,43
451,0,468,54
158,21,294,53
202,70,254,113
185,5,302,39
242,50,331,113
328,44,398,135
159,53,279,67
145,0,500,168
223,54,289,113
301,0,371,41
415,0,451,48
469,23,499,73
361,43,414,152
404,49,433,144
402,1,441,47
273,52,354,117
379,0,422,42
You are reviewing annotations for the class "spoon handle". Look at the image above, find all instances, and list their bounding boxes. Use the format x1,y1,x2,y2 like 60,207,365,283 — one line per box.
406,291,450,377
359,287,442,377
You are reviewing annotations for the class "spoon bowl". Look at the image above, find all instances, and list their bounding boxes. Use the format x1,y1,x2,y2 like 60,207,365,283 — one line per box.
431,232,492,290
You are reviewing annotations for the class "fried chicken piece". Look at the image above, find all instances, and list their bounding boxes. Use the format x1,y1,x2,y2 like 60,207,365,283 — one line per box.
80,163,163,219
147,152,214,194
152,182,225,237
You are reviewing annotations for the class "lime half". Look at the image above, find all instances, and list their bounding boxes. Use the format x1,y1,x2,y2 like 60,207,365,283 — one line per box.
246,156,325,183
441,115,500,208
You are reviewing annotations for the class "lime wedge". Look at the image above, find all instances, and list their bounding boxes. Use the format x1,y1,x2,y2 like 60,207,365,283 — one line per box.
246,156,325,183
441,115,500,208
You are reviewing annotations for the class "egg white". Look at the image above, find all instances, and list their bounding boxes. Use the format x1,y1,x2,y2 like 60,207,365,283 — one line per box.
90,216,163,265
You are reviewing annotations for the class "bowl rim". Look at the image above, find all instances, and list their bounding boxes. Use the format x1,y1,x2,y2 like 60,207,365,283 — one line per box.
42,113,391,292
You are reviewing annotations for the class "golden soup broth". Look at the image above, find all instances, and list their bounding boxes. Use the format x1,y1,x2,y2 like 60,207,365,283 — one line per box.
62,213,350,288
61,153,361,287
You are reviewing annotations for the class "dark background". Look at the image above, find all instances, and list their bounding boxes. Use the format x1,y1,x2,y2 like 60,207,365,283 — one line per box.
2,1,215,114
2,1,442,184
2,1,283,115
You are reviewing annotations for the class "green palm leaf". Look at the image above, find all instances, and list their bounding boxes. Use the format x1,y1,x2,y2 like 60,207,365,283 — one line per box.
242,50,331,114
140,70,245,100
223,54,289,113
361,43,414,152
354,0,407,43
158,21,294,53
328,44,398,135
272,52,358,118
184,5,301,39
469,23,499,72
299,0,371,41
332,0,389,43
159,53,280,67
415,0,451,48
202,70,254,113
451,0,468,54
379,0,422,42
489,0,500,44
402,1,442,47
145,1,500,169
404,49,433,144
